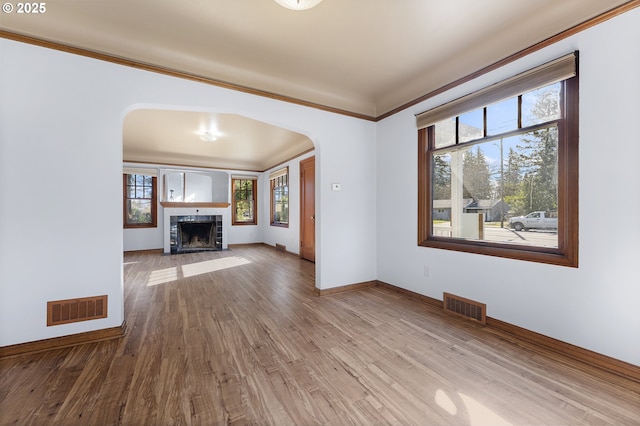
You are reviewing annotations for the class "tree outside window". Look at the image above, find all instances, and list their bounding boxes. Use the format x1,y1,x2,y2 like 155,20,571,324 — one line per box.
232,178,257,225
124,174,157,228
270,168,289,227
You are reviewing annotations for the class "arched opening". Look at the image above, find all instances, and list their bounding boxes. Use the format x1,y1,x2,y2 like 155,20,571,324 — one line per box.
121,107,317,287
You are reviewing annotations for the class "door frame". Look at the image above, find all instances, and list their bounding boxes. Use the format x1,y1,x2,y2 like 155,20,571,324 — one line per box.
299,156,315,263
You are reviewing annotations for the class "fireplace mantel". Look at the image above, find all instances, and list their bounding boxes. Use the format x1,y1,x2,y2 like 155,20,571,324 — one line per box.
161,202,230,208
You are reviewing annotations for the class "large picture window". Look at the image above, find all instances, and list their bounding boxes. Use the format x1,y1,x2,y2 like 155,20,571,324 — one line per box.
417,53,578,267
124,173,157,228
232,177,257,225
270,167,289,227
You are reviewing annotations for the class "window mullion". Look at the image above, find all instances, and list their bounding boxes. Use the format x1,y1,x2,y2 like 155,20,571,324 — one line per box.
518,95,523,129
483,107,487,137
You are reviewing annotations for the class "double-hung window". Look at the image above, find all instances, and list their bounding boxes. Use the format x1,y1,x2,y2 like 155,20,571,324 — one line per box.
232,176,257,225
417,52,578,267
270,167,289,227
123,172,157,228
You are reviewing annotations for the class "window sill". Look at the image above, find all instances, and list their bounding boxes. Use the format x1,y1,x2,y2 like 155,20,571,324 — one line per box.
270,223,289,228
124,224,158,229
420,238,577,268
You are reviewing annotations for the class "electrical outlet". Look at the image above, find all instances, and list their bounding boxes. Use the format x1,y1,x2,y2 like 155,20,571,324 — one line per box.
424,265,430,277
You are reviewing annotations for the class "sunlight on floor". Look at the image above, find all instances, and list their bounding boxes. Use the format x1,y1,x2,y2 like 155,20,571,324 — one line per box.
182,256,250,278
435,389,458,416
459,392,512,426
435,389,512,426
146,256,251,287
147,266,179,286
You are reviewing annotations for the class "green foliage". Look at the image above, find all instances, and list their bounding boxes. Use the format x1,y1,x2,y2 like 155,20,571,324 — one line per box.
234,180,254,222
274,195,289,223
432,155,451,200
503,147,522,199
128,205,151,224
507,89,559,216
513,114,558,213
463,146,492,200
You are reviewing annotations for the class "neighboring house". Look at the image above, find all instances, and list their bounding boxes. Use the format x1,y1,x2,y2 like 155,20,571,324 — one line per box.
464,199,511,222
433,198,510,222
432,199,473,221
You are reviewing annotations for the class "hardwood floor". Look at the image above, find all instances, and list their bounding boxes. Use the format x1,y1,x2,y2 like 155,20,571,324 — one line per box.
1,244,639,425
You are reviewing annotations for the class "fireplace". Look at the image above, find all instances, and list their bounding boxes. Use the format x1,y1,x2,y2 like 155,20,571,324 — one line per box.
170,215,222,254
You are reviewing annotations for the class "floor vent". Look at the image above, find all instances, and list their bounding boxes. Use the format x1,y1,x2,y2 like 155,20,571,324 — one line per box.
443,292,486,325
276,243,286,252
47,295,108,326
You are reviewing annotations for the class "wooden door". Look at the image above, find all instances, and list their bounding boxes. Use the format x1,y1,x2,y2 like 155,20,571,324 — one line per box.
300,156,315,262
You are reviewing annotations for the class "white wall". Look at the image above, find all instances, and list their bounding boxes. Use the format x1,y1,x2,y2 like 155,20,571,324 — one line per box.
376,9,640,366
0,40,376,346
0,45,125,344
123,226,164,252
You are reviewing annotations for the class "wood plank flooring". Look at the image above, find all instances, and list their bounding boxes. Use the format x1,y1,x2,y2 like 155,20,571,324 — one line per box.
1,244,639,425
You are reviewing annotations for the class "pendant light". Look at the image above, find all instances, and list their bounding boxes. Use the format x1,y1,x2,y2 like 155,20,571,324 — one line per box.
274,0,322,11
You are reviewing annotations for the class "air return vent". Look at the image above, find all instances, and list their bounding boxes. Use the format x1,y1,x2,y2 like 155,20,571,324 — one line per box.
443,293,486,325
47,295,108,326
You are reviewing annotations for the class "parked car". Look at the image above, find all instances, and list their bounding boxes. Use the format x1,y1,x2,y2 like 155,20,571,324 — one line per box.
509,211,558,231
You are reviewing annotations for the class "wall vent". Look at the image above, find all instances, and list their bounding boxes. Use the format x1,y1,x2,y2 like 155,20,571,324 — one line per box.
443,292,486,325
47,295,108,326
276,243,286,252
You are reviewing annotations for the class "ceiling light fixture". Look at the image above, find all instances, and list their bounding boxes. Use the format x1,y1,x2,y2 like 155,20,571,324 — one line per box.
274,0,322,11
199,132,217,142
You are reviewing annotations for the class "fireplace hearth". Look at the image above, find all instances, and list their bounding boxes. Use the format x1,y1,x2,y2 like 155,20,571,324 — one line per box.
170,215,222,254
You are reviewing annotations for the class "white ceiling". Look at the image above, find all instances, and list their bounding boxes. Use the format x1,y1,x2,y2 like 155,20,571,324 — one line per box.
123,110,314,171
1,0,633,170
